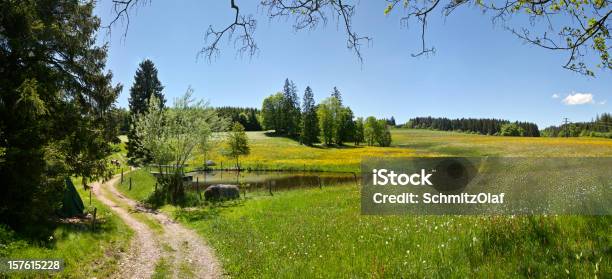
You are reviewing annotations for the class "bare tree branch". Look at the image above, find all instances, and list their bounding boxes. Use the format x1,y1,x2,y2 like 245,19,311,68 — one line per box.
104,0,611,75
508,9,611,75
199,0,258,61
260,0,371,63
386,0,611,75
103,0,149,38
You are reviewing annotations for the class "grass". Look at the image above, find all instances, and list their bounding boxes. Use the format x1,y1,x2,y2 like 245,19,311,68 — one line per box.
189,129,612,173
0,178,133,278
392,129,612,157
165,185,610,278
0,136,133,278
106,136,129,176
116,169,159,203
152,258,172,279
116,129,612,278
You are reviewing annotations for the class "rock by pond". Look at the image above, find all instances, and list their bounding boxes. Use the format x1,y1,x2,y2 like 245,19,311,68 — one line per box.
204,184,240,201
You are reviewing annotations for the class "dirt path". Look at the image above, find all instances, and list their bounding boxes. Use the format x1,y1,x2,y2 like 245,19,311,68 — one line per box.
92,175,222,279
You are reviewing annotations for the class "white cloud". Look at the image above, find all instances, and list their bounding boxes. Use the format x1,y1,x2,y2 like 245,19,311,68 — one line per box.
551,94,559,99
562,93,594,105
599,100,607,105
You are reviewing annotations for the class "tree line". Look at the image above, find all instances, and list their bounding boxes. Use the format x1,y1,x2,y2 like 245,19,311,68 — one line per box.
406,117,540,137
261,79,393,147
215,107,262,131
542,113,612,138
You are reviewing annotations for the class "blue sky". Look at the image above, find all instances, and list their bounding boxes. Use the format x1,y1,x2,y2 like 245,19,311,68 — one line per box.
94,1,610,128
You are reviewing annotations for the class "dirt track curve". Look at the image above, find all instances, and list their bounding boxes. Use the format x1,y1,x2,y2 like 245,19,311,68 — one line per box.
92,174,222,279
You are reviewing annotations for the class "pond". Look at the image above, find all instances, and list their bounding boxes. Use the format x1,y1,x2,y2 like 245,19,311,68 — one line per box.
184,170,359,193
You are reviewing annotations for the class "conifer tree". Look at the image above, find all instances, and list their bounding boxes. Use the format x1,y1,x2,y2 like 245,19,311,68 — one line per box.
331,86,343,105
0,0,121,237
281,78,300,137
127,59,165,165
300,86,319,146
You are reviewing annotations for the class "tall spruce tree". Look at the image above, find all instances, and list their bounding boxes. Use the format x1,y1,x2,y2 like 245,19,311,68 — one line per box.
300,86,319,146
127,59,165,165
331,86,343,105
281,79,300,137
0,0,121,237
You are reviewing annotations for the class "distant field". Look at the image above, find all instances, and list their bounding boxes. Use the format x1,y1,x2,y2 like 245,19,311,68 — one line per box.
190,129,612,172
392,129,612,157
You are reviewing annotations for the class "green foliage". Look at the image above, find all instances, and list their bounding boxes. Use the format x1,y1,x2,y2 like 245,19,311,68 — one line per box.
127,59,165,165
222,123,251,169
0,179,132,278
316,92,356,146
317,97,341,145
261,92,285,132
0,0,120,238
300,86,319,146
353,117,365,146
281,79,301,137
364,116,379,146
363,117,392,146
383,0,611,76
331,86,343,105
377,120,393,147
408,116,540,137
134,88,227,203
542,113,612,138
215,106,262,131
500,123,526,137
261,79,301,138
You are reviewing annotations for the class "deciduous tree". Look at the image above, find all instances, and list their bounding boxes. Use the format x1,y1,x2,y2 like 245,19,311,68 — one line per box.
223,123,251,170
134,88,227,203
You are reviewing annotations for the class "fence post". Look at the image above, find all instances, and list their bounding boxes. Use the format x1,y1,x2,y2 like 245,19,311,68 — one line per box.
91,208,97,231
353,172,359,186
196,176,201,200
89,189,92,205
318,176,322,189
268,180,273,196
121,168,124,183
129,177,132,190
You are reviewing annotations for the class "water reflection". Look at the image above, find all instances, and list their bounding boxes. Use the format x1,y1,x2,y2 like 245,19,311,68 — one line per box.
185,170,359,193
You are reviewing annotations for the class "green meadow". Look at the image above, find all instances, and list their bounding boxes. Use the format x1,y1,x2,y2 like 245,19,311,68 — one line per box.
115,129,612,278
